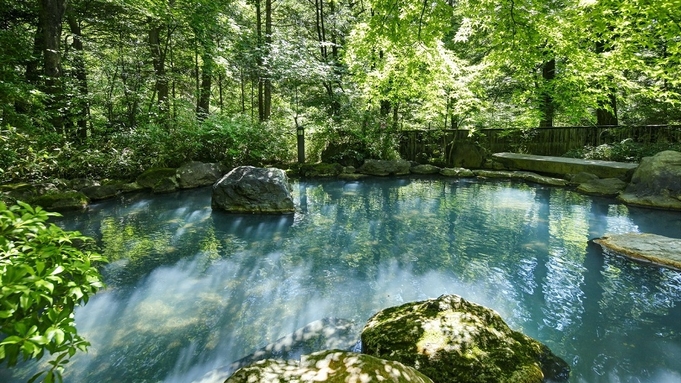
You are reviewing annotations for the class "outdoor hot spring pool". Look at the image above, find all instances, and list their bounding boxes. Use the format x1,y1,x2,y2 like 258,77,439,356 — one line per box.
2,177,680,383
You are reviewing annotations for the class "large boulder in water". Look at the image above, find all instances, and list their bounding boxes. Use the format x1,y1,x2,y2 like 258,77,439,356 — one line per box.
212,166,294,214
176,161,224,189
618,150,681,210
361,294,570,383
225,350,434,383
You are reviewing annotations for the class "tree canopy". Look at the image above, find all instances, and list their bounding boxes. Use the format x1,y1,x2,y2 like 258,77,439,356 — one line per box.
0,0,680,180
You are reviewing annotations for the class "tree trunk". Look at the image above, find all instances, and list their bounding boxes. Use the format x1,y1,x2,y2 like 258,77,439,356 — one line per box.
148,20,169,115
595,41,618,126
40,0,66,130
263,0,272,120
539,58,555,128
66,6,90,140
197,54,212,120
256,0,264,121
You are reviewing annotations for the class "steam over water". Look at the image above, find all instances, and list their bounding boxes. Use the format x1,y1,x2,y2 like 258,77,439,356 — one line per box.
3,177,680,383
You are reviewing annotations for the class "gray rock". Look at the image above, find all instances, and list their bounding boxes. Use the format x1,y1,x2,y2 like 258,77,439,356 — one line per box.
152,177,179,194
82,184,120,200
618,150,681,210
492,152,637,180
452,142,484,168
136,168,177,189
594,233,681,270
212,166,294,214
359,159,411,176
411,164,441,174
193,318,357,383
225,350,434,383
475,170,517,179
69,178,100,190
577,178,627,197
517,171,569,186
440,167,475,177
176,161,223,189
361,294,569,383
30,191,89,211
570,172,599,185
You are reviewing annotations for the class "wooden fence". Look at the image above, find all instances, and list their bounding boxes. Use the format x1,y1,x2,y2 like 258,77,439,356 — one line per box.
399,125,681,165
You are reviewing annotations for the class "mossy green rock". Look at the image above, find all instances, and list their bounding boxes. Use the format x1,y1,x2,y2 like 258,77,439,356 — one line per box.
30,191,89,211
361,294,569,383
136,168,177,189
225,350,434,383
298,163,344,178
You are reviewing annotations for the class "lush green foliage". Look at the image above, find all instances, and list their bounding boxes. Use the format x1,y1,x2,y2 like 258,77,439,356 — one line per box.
0,0,679,183
0,202,105,382
564,140,681,162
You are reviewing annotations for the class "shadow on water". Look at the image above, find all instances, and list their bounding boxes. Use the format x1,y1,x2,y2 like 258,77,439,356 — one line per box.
3,179,680,383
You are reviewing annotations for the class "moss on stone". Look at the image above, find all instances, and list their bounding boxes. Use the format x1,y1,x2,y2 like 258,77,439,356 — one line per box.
361,294,569,383
30,191,89,211
136,168,177,189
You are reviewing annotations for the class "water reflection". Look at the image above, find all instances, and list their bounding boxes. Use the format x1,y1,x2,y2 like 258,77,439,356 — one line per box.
2,179,680,383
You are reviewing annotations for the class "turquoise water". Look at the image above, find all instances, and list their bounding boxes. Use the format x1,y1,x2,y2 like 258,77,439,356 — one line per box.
2,177,680,383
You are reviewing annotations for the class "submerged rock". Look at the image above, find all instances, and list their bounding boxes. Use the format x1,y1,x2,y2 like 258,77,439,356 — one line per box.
193,318,357,383
576,178,627,197
359,159,411,176
618,150,681,210
361,294,569,383
225,350,434,383
176,161,223,189
594,233,681,270
211,166,294,214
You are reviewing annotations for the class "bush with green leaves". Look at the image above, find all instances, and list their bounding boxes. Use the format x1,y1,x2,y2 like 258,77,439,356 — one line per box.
563,140,681,162
0,202,106,382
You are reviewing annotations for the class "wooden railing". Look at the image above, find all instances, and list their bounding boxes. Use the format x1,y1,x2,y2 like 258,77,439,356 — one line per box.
398,125,681,165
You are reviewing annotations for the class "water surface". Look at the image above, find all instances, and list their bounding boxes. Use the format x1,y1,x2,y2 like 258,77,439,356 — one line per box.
3,177,681,383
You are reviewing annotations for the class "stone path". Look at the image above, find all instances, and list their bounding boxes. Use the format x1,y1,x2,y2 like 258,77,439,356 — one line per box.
492,153,638,179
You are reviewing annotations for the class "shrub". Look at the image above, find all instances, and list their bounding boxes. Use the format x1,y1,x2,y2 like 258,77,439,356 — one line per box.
563,140,681,162
0,202,105,382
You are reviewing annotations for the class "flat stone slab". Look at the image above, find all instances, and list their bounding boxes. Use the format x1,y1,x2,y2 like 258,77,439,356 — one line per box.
594,233,681,270
492,153,638,180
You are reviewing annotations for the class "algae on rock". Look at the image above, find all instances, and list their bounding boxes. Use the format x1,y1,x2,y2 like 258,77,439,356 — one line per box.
361,294,569,383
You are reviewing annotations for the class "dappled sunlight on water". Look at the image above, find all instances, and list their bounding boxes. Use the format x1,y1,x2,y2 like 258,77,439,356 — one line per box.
3,180,680,383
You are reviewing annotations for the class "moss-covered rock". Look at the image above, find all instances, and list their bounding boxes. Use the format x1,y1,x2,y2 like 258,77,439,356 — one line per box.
411,164,441,174
225,350,434,383
136,168,177,189
361,294,569,383
618,150,681,210
30,191,89,211
298,163,345,178
82,184,120,200
359,159,411,176
440,167,475,177
576,178,627,197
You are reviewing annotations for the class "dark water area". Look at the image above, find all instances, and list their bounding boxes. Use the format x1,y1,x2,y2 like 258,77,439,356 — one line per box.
3,177,681,383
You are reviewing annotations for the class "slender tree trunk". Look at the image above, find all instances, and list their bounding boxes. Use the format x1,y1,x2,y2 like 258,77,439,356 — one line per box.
539,58,555,128
263,0,272,120
197,54,212,120
40,0,66,130
256,0,264,121
595,41,617,126
66,6,90,140
148,20,169,115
